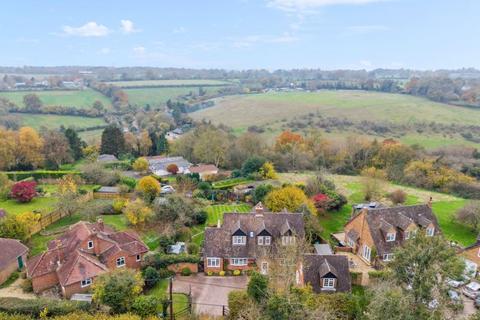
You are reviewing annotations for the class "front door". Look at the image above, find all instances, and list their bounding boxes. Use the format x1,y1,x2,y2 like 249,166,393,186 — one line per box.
261,262,268,275
17,256,24,269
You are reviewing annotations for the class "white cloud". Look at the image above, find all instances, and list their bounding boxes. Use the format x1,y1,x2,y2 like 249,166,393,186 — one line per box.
173,26,187,34
133,46,146,55
99,48,111,55
267,0,385,12
62,21,110,37
121,20,140,34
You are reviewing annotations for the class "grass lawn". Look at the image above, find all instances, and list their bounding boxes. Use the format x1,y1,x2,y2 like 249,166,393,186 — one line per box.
191,203,252,246
147,279,190,318
13,113,107,131
0,89,112,109
432,200,473,246
212,177,253,189
0,196,58,215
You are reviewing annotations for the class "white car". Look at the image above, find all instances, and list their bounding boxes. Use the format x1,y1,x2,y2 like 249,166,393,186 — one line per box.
463,282,480,299
160,185,176,194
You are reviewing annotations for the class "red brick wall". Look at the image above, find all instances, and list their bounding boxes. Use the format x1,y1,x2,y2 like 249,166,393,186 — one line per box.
225,258,255,271
0,260,18,285
105,251,143,270
32,272,59,293
62,281,92,299
204,258,224,273
167,263,198,274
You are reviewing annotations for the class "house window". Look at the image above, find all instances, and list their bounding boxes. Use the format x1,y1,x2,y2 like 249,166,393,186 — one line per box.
426,227,435,237
282,236,295,245
136,254,141,262
81,278,92,288
232,236,246,245
386,232,396,242
87,240,94,249
383,253,394,262
231,258,248,266
258,236,271,246
404,231,411,240
322,278,336,289
116,257,126,267
207,257,220,267
347,237,355,248
362,245,372,262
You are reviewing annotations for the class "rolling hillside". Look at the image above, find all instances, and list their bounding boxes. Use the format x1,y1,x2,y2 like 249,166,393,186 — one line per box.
191,90,480,149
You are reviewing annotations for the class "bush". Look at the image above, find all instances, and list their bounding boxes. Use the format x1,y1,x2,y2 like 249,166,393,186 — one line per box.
192,210,207,225
81,163,119,186
166,163,179,175
233,270,241,276
143,254,201,270
388,189,407,205
207,271,213,276
120,176,137,190
112,198,126,214
10,181,37,203
143,267,159,289
4,170,80,181
247,272,269,303
131,295,160,318
0,298,90,317
187,242,199,255
181,267,192,276
158,268,175,279
136,176,160,202
228,291,250,320
219,271,225,276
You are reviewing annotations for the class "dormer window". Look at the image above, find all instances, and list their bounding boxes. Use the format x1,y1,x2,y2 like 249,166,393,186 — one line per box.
233,236,246,245
282,235,295,245
426,227,435,237
258,236,271,246
386,232,396,242
322,278,336,289
87,240,94,249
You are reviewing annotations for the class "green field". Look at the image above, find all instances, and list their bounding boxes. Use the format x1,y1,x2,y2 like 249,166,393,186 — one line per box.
278,172,474,246
0,88,112,109
125,86,226,108
191,90,480,149
14,113,107,130
105,79,232,87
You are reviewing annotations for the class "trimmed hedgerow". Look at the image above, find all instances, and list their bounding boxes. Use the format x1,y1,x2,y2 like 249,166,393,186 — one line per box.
0,297,91,317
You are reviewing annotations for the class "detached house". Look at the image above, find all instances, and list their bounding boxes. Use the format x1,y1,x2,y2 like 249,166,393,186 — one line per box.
146,156,192,176
203,203,304,274
297,254,351,293
344,204,440,265
0,238,29,285
26,220,148,298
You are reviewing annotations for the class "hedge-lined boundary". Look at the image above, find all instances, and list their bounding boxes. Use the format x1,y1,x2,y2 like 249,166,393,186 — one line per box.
0,297,91,317
143,254,201,270
3,170,81,181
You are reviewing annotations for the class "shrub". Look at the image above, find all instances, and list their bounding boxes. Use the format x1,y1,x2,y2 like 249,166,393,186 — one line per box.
192,210,207,225
136,176,160,202
233,270,241,276
207,271,213,276
0,298,90,317
219,271,225,276
131,295,160,318
228,291,250,320
181,268,192,276
388,189,407,205
166,163,179,175
187,242,199,255
132,157,149,173
241,156,266,176
143,254,201,270
112,198,126,214
143,267,159,289
123,199,153,226
175,226,192,242
158,268,175,279
81,163,119,186
10,181,37,203
247,272,269,303
5,170,80,181
120,176,137,190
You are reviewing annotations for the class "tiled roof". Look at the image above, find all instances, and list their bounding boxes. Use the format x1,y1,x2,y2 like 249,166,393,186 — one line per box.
303,254,351,293
0,238,29,269
203,210,305,258
189,164,218,173
147,156,191,171
57,251,108,286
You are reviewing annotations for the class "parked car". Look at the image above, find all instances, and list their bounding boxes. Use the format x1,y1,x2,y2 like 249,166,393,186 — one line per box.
160,185,176,194
463,282,480,299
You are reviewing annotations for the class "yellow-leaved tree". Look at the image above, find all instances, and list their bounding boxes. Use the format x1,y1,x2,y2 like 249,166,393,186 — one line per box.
136,176,161,202
132,157,149,173
259,161,278,179
123,199,153,226
265,186,316,214
16,127,44,168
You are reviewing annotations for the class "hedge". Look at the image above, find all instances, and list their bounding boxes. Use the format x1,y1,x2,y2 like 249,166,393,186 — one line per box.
4,171,81,181
0,298,91,317
212,177,252,189
143,254,201,270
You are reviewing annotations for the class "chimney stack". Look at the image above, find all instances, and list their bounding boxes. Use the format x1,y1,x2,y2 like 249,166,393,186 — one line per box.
427,196,433,208
255,202,264,214
55,240,63,267
97,218,104,232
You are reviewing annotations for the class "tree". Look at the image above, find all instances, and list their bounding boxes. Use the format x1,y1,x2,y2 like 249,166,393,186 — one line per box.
241,156,266,176
136,176,160,202
132,157,149,173
42,130,72,169
92,269,143,314
388,189,407,205
137,131,152,156
123,199,153,226
193,126,230,167
55,175,80,216
247,272,269,303
365,282,417,320
253,184,273,203
143,266,160,289
166,163,179,175
23,93,42,111
0,173,12,200
131,295,160,318
15,211,41,237
64,128,83,160
389,232,464,317
101,126,125,157
457,201,480,231
264,186,315,214
15,127,44,169
361,167,386,201
259,162,278,179
153,195,195,224
10,181,37,203
0,128,16,170
92,100,105,113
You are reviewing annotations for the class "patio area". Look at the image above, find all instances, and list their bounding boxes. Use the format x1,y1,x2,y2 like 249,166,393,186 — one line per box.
336,251,375,286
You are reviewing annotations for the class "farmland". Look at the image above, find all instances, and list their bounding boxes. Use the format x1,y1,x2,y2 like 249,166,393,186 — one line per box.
0,88,112,109
13,113,107,131
191,90,480,149
104,79,232,87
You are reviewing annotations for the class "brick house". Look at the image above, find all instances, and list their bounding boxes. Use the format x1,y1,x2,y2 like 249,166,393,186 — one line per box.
203,203,305,274
461,235,480,277
344,204,440,266
26,220,148,298
0,238,29,285
297,254,351,293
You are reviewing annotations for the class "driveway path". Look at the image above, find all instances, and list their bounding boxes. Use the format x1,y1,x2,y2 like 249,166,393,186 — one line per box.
173,274,248,316
0,278,36,300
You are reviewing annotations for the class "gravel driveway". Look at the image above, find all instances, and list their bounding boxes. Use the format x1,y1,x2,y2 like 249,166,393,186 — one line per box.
0,278,36,300
172,274,248,316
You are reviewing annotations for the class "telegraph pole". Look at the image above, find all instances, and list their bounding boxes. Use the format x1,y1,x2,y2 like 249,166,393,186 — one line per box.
169,277,174,320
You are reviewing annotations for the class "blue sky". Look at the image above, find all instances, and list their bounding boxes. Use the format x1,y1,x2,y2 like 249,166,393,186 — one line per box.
1,0,478,70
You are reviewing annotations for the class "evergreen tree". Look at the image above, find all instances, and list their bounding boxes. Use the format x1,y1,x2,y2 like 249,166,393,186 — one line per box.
100,125,125,157
64,128,83,160
157,133,169,155
148,131,158,155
